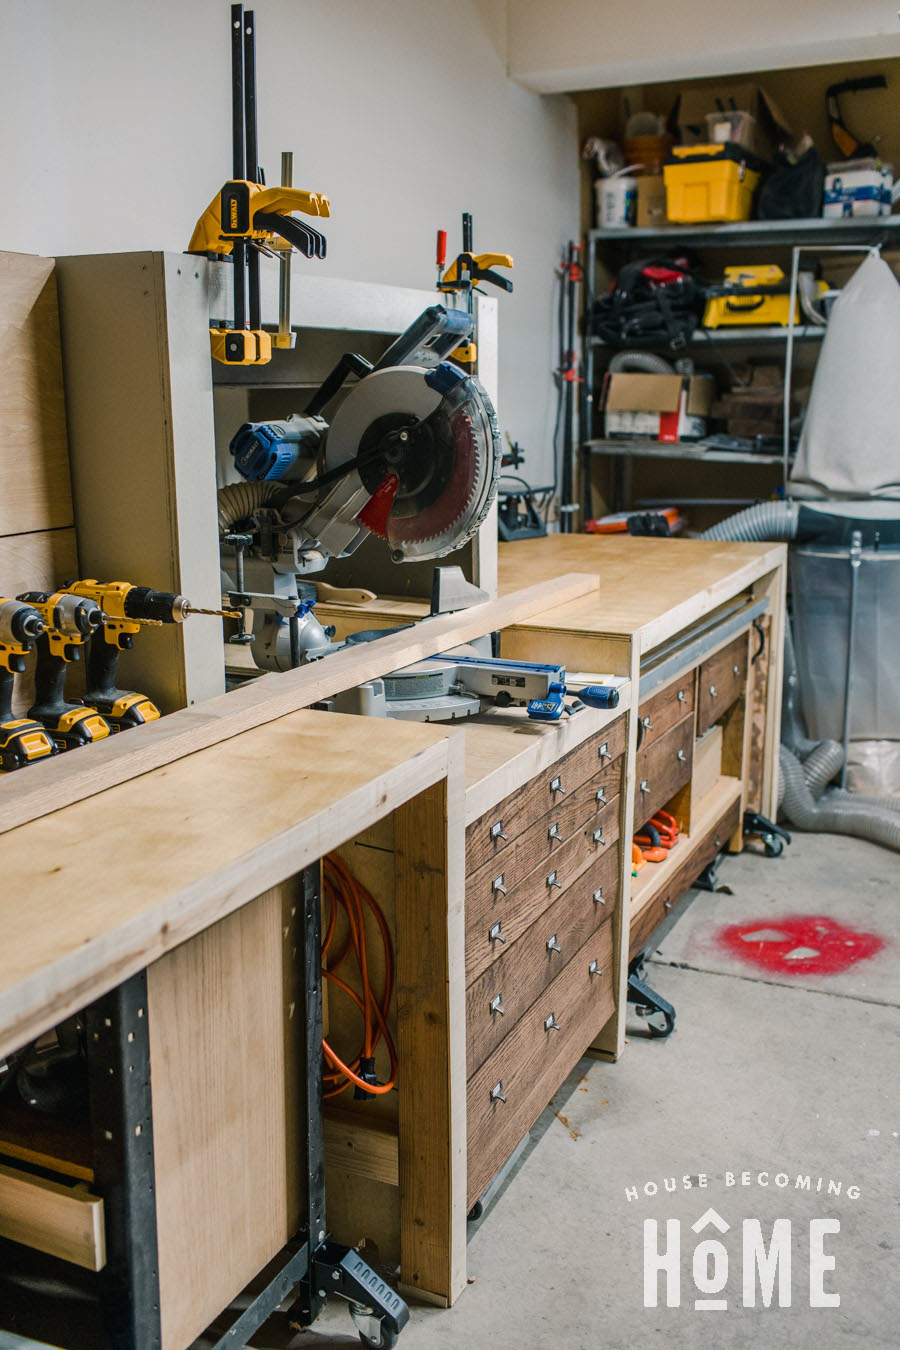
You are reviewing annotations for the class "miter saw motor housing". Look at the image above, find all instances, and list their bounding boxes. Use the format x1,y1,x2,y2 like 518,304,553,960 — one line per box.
218,305,502,671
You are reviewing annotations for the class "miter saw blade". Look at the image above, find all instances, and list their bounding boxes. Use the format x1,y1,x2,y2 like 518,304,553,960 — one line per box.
323,364,500,560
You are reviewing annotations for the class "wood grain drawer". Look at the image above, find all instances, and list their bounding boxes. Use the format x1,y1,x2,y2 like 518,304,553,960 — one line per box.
697,633,748,735
0,1160,105,1271
466,924,615,1209
466,802,620,984
465,848,618,1076
466,716,626,873
634,715,693,829
637,675,695,751
629,795,741,960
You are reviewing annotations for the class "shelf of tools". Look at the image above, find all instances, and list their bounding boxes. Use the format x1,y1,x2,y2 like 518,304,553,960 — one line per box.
580,215,900,525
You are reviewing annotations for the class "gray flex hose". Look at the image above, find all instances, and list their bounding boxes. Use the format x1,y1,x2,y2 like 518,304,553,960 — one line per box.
779,746,900,850
825,788,900,814
607,350,675,375
217,480,281,533
699,500,800,543
802,739,843,799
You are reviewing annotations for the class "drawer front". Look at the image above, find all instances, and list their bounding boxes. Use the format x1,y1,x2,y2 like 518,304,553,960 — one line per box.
466,716,627,873
634,715,693,829
466,848,618,1075
637,675,695,751
697,633,748,735
467,925,616,1209
629,795,741,960
466,779,620,923
466,804,620,984
0,1160,105,1271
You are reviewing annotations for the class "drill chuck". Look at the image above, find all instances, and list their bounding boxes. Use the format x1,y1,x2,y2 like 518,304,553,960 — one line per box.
18,592,105,638
123,587,190,624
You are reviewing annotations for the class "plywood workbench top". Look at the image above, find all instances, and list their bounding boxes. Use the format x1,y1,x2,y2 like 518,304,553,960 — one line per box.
497,535,786,656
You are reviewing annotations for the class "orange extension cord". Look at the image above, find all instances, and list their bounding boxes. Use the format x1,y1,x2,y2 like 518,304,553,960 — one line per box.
321,853,398,1099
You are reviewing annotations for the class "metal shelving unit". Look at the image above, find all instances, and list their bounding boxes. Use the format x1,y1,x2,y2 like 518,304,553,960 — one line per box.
581,214,900,518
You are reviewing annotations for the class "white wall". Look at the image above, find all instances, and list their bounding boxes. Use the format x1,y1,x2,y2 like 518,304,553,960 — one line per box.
0,0,578,484
508,0,900,92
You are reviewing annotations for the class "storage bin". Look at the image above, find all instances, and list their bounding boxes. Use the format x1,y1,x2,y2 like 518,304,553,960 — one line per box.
664,143,762,223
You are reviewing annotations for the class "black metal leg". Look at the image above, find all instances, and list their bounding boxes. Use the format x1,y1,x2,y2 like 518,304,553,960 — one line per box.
85,971,161,1350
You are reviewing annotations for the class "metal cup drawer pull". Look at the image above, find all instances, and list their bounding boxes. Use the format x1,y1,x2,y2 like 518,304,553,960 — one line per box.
595,785,607,805
544,1013,561,1032
677,689,686,703
593,887,605,906
663,900,673,912
709,683,718,697
640,779,650,794
642,715,653,730
550,775,566,796
488,921,506,945
490,820,508,843
489,993,505,1016
492,874,507,896
592,826,604,845
546,869,562,890
546,933,562,955
548,821,562,842
588,959,603,979
490,1081,507,1104
598,742,611,760
676,749,687,762
733,664,741,676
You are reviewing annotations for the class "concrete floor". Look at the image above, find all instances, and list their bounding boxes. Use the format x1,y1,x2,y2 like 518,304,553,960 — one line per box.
1,834,897,1350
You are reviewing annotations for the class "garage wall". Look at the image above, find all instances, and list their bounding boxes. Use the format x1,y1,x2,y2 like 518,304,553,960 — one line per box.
0,0,579,485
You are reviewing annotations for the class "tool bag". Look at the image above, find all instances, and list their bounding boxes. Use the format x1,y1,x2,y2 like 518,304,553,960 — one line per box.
590,256,705,349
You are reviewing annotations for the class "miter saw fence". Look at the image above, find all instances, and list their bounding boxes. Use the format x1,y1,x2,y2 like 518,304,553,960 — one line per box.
219,306,501,670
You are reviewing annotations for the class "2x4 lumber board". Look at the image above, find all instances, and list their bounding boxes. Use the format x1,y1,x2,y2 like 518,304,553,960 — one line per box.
324,1112,400,1188
0,709,451,1060
0,573,598,837
0,253,74,536
394,747,467,1305
0,1161,105,1271
497,536,786,655
148,884,301,1350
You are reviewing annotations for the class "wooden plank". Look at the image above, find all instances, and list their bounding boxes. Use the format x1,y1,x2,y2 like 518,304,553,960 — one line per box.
324,1112,399,1187
0,709,451,1060
745,614,772,815
0,253,74,536
148,884,302,1350
0,1161,104,1271
394,739,467,1305
0,572,599,837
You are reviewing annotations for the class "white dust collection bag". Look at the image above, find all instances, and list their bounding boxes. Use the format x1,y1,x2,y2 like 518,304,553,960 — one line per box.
791,252,900,499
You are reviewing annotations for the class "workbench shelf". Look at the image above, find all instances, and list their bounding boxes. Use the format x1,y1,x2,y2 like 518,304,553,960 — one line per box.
585,439,785,467
588,325,825,348
588,215,900,249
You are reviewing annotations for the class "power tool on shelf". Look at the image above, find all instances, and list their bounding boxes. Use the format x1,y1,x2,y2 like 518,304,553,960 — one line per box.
16,591,112,749
0,598,58,772
436,211,513,371
218,303,502,670
826,74,887,160
188,4,330,365
65,581,236,730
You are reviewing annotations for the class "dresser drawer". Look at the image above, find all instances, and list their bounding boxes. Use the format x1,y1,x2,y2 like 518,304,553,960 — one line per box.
467,925,616,1209
466,717,627,873
637,675,695,751
697,633,748,735
466,848,618,1076
629,795,741,960
634,715,693,829
466,805,620,984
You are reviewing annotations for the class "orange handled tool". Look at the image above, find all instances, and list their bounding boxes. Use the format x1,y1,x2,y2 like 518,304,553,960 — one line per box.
436,229,447,288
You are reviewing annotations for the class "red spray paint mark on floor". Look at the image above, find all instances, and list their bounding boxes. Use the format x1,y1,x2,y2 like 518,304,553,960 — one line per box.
715,915,885,977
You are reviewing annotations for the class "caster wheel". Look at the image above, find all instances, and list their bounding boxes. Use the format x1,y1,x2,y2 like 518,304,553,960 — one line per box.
763,834,785,858
646,1010,675,1038
350,1306,399,1349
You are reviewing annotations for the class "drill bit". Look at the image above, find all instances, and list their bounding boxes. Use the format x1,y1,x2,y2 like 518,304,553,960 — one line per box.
184,604,242,618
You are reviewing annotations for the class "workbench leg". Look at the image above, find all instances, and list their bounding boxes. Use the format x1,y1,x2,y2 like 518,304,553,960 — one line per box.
85,971,161,1350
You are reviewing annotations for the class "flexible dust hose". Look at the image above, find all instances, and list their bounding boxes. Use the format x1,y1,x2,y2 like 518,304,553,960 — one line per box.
699,500,800,543
825,788,900,814
217,480,281,533
607,350,675,375
779,746,900,851
802,739,844,799
782,617,820,759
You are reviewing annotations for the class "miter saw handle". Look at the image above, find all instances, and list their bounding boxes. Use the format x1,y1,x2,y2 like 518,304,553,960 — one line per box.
373,305,473,371
576,685,621,710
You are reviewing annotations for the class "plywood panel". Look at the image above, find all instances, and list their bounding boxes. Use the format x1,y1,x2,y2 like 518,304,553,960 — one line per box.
148,883,302,1350
0,253,74,537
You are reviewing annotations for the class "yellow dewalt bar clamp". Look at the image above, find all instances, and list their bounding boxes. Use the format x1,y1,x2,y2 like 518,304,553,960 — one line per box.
436,212,514,372
188,5,331,366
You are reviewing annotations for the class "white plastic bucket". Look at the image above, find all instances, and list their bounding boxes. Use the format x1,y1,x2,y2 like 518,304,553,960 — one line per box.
596,174,637,229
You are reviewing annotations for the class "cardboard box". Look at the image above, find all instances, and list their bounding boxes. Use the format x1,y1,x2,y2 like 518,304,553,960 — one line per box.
676,83,791,161
603,372,714,443
637,175,667,228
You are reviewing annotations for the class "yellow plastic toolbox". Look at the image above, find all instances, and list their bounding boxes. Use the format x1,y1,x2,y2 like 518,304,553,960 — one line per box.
703,264,828,327
663,143,762,223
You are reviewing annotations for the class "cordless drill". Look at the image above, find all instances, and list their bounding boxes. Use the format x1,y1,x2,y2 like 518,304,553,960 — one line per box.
0,598,58,771
17,591,112,748
66,581,233,730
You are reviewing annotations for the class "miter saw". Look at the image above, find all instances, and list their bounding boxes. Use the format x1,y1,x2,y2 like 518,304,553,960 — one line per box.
218,304,502,671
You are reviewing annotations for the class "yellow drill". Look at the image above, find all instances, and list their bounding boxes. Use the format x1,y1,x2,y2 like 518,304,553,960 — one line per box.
0,598,58,771
66,580,233,730
17,591,112,748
